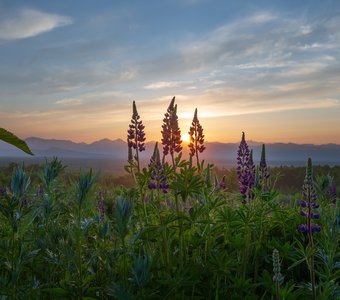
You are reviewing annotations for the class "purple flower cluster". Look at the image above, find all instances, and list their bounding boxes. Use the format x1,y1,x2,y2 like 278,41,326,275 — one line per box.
236,132,254,204
148,143,169,193
298,158,321,233
161,97,182,158
127,101,146,153
99,200,105,222
219,175,227,191
37,184,44,196
188,108,206,160
248,150,255,199
0,185,6,197
97,191,107,222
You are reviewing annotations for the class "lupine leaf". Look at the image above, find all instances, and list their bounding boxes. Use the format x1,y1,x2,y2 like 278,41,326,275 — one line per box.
0,128,33,155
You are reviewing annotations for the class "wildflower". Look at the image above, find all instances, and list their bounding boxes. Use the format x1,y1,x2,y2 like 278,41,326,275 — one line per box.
127,101,146,173
0,185,6,197
298,158,321,234
273,249,284,300
38,184,44,196
161,97,182,166
259,144,270,191
98,200,105,221
98,191,106,222
188,108,206,167
248,149,255,199
219,175,227,191
236,132,253,204
148,142,169,194
272,249,283,284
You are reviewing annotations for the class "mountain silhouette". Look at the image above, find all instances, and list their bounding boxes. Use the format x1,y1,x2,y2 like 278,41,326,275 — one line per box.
0,137,339,171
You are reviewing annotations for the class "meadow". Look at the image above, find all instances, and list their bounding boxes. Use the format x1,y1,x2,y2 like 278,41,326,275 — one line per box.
0,98,339,299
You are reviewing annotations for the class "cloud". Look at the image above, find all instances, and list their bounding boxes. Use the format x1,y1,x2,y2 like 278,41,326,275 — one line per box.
144,81,184,90
0,8,72,41
55,98,83,106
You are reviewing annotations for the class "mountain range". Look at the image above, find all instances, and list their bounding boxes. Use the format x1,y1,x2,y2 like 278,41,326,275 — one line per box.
0,137,339,172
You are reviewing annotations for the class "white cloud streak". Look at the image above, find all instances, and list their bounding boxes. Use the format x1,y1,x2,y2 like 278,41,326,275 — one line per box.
0,8,72,41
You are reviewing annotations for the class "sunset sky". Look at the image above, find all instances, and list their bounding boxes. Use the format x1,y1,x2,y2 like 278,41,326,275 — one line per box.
0,0,339,144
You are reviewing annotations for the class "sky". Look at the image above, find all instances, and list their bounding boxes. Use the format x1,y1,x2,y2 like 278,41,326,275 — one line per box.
0,0,340,144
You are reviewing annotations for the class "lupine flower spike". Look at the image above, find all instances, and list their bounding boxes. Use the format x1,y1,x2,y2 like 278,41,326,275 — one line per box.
148,142,169,194
248,149,255,200
219,175,227,191
161,97,182,167
127,101,146,173
99,199,105,222
272,249,283,300
236,132,252,204
259,144,270,192
298,158,321,234
298,158,319,300
188,108,206,167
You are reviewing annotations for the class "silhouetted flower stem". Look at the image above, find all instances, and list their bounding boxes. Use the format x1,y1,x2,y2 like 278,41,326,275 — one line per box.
259,144,270,192
127,101,146,173
188,108,206,168
161,97,182,169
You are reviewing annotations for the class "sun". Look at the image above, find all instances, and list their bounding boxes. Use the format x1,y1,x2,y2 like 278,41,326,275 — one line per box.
181,133,190,143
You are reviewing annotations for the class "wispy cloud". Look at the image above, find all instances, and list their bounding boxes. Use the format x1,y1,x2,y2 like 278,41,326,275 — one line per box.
144,81,184,90
0,8,72,41
55,98,83,106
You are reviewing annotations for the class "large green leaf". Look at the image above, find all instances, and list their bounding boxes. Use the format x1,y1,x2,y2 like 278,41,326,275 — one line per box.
0,128,33,155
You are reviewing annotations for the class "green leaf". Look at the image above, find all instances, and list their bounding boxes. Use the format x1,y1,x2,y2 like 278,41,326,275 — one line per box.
43,287,70,296
0,128,33,155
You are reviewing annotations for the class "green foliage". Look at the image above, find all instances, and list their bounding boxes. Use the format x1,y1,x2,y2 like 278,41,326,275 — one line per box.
0,155,339,299
0,128,33,155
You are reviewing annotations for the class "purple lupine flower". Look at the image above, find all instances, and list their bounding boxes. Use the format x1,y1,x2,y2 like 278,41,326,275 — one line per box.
219,175,227,191
300,200,307,207
38,184,44,196
20,197,27,209
248,149,255,200
97,191,107,222
161,97,182,166
188,108,206,167
259,144,270,191
127,101,146,172
236,132,253,204
148,142,169,194
0,185,6,197
99,200,105,222
298,158,321,235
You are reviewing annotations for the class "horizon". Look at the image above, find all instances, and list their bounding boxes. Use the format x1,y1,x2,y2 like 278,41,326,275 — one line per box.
20,135,340,146
1,1,340,144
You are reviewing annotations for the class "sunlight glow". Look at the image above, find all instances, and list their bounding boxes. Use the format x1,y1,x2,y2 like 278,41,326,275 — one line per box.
181,133,190,143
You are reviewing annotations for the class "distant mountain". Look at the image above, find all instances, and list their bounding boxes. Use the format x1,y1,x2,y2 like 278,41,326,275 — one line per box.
201,142,340,166
0,137,339,168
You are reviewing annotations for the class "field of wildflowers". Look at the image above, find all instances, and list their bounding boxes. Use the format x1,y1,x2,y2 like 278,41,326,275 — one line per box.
0,98,339,299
